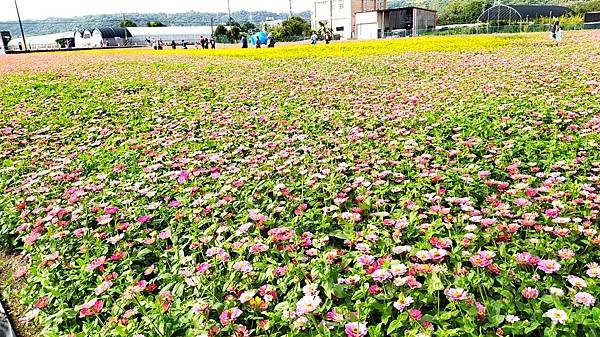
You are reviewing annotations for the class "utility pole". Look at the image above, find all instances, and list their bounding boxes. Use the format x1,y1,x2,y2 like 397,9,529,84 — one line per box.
14,0,27,51
289,0,293,18
227,0,232,21
122,14,128,45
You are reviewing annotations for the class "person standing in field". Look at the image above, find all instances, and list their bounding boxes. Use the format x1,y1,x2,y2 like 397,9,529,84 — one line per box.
267,33,276,48
241,35,248,48
325,31,332,44
255,36,261,48
551,17,559,39
555,26,564,46
311,32,318,44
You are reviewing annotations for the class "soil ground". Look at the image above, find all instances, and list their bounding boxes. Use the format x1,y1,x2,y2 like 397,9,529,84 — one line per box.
0,251,39,337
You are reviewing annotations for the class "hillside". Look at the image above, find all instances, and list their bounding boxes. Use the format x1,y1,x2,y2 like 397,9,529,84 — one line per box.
0,10,311,38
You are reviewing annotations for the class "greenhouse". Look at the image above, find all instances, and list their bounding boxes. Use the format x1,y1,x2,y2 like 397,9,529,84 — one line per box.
478,4,571,22
7,31,76,51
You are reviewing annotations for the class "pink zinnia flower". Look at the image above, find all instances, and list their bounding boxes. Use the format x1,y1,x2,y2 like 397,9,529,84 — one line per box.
104,207,119,215
409,309,422,320
469,254,490,267
586,263,600,278
567,275,587,288
158,229,171,239
296,295,321,315
137,215,152,223
96,214,112,225
357,255,375,266
522,287,539,299
233,261,253,274
445,288,468,301
393,296,414,311
345,322,368,337
573,292,595,307
514,198,531,207
219,307,242,325
86,256,106,272
371,269,391,282
168,199,181,208
545,208,560,218
538,259,561,273
558,248,575,260
79,298,104,318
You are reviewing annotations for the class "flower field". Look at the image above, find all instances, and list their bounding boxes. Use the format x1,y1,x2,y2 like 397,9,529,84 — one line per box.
0,31,599,337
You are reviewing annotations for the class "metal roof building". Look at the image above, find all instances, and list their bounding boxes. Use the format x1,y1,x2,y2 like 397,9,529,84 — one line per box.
478,5,571,22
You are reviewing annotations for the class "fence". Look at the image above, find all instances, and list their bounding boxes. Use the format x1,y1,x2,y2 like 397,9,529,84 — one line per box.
412,23,585,37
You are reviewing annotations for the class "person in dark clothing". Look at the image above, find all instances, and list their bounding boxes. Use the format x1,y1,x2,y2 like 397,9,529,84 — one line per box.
182,40,187,49
255,36,261,48
241,36,248,48
171,40,176,49
325,32,332,44
551,18,559,39
210,37,216,49
267,33,276,48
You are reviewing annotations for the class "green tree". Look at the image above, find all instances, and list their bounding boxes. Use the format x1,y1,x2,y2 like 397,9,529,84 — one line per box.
119,19,138,28
227,26,241,41
438,0,491,25
214,24,228,38
269,16,311,41
569,0,600,16
146,21,167,27
241,21,256,33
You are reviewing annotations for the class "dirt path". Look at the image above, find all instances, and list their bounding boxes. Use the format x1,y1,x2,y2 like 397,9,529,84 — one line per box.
0,251,38,337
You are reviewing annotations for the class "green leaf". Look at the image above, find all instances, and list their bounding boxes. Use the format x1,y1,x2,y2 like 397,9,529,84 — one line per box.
387,318,404,334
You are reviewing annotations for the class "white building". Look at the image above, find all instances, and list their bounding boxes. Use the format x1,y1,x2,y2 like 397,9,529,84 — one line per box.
91,28,131,47
312,0,387,39
75,29,94,48
356,7,437,39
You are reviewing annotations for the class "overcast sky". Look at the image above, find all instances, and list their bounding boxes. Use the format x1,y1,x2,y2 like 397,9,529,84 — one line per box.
0,0,314,21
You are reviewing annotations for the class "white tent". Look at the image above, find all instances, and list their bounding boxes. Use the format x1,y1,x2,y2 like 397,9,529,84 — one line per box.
126,26,215,45
7,31,76,51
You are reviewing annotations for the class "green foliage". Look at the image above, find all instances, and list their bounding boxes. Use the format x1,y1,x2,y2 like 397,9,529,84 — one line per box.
241,21,256,33
214,24,241,43
146,21,167,27
437,0,491,25
214,24,228,38
119,19,138,28
569,0,600,16
227,26,241,41
268,16,311,42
